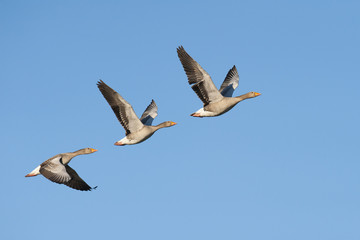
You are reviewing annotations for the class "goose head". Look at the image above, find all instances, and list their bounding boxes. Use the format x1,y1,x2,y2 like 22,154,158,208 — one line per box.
158,121,177,128
152,121,177,131
246,92,261,98
73,148,98,155
81,148,98,154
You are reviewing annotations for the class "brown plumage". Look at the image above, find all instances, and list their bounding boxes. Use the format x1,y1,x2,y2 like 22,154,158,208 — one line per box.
25,148,98,191
97,80,176,145
177,46,261,117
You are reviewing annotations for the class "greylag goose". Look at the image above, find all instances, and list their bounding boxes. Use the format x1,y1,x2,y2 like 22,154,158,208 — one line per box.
25,148,98,191
177,46,261,117
97,80,176,146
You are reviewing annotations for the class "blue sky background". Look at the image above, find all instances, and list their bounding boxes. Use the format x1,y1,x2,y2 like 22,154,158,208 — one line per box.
1,1,359,239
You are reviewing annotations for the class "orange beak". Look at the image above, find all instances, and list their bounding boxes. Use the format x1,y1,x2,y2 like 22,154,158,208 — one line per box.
91,148,98,152
170,122,177,126
254,92,261,96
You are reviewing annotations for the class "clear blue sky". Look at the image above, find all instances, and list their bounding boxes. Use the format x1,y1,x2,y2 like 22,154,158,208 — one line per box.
1,1,359,239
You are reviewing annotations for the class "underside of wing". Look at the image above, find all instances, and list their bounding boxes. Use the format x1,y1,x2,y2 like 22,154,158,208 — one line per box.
40,157,72,184
63,165,93,191
219,65,239,97
140,99,158,126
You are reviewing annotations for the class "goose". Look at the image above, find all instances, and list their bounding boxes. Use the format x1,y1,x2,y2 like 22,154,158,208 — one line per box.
25,148,98,191
97,80,176,146
177,46,261,117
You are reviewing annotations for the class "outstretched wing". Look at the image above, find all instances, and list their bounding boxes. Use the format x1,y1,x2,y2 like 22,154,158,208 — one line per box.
97,80,144,135
63,165,93,191
177,46,223,105
219,65,239,97
191,81,213,106
40,156,72,184
140,99,158,126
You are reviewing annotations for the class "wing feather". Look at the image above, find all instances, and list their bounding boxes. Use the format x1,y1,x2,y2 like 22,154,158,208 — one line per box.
191,81,211,105
40,156,71,184
97,80,144,134
140,99,158,126
63,165,93,191
177,46,223,104
219,65,239,97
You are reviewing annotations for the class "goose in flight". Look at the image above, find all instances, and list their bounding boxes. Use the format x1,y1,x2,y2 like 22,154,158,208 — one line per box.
177,46,261,117
25,148,98,191
97,80,176,145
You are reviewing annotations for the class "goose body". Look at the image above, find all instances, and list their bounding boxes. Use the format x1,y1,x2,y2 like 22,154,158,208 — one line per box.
191,97,240,117
116,122,174,145
97,80,176,146
177,46,261,117
25,148,98,191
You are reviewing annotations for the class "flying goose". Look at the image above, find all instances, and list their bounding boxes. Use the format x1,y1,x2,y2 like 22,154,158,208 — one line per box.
25,148,98,191
97,80,176,146
177,46,261,117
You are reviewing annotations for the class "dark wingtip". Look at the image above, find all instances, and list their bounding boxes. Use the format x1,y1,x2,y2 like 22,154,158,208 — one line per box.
232,65,238,73
177,45,185,52
97,79,104,87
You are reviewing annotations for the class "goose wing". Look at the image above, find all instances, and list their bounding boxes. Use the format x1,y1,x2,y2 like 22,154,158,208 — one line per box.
97,80,144,135
63,165,93,191
40,156,72,184
177,46,223,105
219,65,239,97
140,99,158,126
